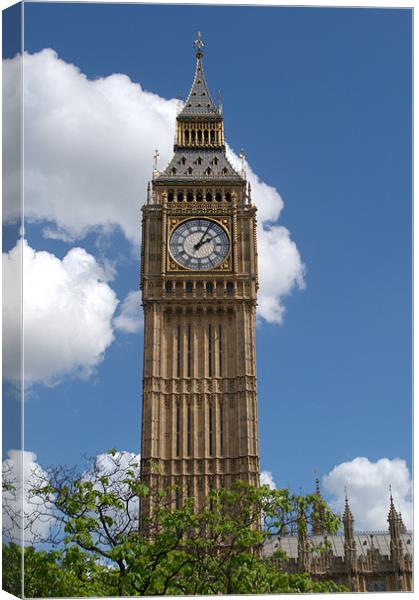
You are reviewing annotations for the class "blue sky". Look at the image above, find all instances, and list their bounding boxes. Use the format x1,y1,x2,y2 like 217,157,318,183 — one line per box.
3,3,412,529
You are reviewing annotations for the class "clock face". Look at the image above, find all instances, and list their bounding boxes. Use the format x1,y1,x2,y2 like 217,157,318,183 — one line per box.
169,218,230,270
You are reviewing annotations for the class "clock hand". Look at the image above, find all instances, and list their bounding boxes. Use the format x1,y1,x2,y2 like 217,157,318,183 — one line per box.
194,223,212,249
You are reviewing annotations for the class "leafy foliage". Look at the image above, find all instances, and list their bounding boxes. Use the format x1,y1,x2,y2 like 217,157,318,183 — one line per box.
2,452,346,596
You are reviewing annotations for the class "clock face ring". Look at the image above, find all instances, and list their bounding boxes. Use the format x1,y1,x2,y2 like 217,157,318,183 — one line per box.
169,218,230,270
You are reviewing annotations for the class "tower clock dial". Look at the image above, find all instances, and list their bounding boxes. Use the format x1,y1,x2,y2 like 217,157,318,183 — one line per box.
169,218,230,270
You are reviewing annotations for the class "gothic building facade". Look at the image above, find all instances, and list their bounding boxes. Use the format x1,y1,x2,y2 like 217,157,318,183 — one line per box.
263,482,413,592
140,33,259,517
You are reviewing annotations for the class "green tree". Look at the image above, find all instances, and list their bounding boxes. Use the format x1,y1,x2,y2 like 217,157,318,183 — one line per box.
3,451,346,596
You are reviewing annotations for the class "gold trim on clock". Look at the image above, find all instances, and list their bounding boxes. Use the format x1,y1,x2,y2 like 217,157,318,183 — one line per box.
168,217,232,272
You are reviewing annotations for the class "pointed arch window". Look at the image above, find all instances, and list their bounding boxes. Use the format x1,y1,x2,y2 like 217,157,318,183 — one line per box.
187,403,192,455
208,323,212,377
206,192,212,202
187,190,193,202
187,324,192,378
177,325,181,377
187,167,193,175
208,403,213,456
176,403,181,456
196,191,203,202
197,157,202,165
220,403,224,455
177,192,184,202
168,191,174,202
218,324,223,375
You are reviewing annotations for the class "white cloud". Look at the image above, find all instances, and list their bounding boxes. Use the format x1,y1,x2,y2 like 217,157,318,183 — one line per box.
2,450,55,544
3,49,305,325
260,470,276,489
114,290,143,333
323,457,412,531
3,238,118,385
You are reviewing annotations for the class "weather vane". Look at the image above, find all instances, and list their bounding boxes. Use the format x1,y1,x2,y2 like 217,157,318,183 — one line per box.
194,31,205,56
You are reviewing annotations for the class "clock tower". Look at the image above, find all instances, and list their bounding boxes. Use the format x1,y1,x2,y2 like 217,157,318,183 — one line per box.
140,34,259,516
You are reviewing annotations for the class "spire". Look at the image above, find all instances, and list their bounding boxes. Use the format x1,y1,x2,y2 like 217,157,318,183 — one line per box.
311,478,326,535
342,489,358,588
387,486,399,524
179,32,218,116
387,486,406,586
343,488,354,523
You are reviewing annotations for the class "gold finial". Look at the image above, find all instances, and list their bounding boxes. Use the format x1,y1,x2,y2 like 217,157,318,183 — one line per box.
153,149,160,169
152,149,160,180
239,149,246,178
194,31,205,57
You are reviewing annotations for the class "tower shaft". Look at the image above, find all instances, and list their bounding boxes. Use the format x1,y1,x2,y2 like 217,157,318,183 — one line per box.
140,36,260,516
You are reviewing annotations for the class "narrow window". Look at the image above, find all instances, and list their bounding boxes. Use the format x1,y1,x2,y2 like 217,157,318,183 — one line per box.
187,190,193,202
181,156,186,165
220,403,224,456
187,404,191,456
176,403,180,457
177,191,184,202
186,281,193,294
206,192,212,202
226,282,234,296
168,191,174,202
177,325,181,377
196,191,203,202
204,130,209,143
185,130,190,144
187,324,191,377
208,324,212,377
197,157,202,165
210,130,215,143
191,130,196,142
215,192,222,202
225,192,231,202
198,130,202,143
165,281,173,294
206,282,214,294
219,324,223,376
209,404,213,456
175,489,181,509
